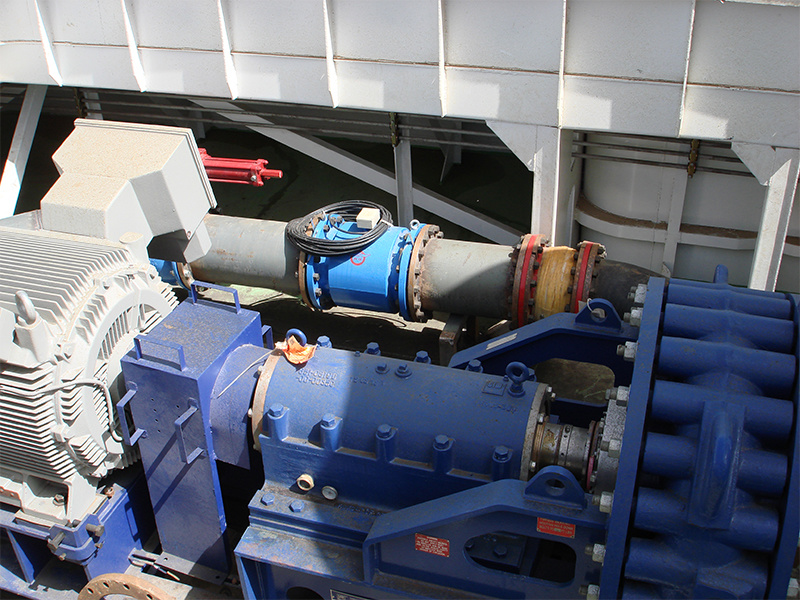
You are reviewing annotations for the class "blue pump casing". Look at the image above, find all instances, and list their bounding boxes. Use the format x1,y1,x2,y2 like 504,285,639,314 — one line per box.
255,347,546,509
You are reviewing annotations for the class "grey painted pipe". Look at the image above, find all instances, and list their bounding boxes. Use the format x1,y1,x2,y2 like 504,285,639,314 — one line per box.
192,215,518,320
418,238,514,319
190,214,301,295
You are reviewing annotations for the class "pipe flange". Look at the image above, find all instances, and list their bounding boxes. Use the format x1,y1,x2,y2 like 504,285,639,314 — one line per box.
173,262,194,290
297,216,324,310
507,240,522,320
405,224,441,322
510,234,548,329
569,241,606,313
586,418,602,491
297,251,314,309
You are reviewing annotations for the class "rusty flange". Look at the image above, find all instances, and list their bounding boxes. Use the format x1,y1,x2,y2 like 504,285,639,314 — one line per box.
510,233,548,329
405,224,442,322
78,573,175,600
569,241,606,313
251,351,282,452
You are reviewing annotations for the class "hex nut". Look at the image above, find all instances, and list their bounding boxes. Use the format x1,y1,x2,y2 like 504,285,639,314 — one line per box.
591,544,606,564
633,284,648,305
607,439,622,459
493,446,510,461
615,386,630,407
587,584,600,600
599,492,614,513
617,341,638,362
433,435,450,450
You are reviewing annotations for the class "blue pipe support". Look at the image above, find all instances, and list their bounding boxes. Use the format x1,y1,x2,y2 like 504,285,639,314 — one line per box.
303,216,426,319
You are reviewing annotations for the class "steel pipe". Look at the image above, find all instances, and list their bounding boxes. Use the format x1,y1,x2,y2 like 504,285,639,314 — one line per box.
417,238,514,319
190,214,300,294
189,213,601,326
192,216,521,320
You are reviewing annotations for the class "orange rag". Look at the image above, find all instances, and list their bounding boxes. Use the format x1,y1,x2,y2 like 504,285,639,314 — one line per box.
282,336,316,365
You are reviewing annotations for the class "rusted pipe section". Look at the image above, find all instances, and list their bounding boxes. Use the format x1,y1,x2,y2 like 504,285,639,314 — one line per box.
417,238,514,319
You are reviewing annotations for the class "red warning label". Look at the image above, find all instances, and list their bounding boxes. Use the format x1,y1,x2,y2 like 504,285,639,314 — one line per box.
414,533,450,557
536,517,576,539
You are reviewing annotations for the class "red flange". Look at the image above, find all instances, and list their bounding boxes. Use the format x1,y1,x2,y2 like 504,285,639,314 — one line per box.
510,233,547,329
571,241,605,313
199,148,283,186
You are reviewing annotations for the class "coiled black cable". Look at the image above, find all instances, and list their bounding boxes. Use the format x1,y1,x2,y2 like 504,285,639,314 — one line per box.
285,200,393,256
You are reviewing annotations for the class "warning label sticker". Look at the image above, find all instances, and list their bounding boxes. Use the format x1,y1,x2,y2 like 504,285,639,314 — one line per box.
536,517,576,538
331,591,372,600
414,533,450,557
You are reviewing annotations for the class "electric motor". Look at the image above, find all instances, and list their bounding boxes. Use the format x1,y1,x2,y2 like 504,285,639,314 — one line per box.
0,226,176,523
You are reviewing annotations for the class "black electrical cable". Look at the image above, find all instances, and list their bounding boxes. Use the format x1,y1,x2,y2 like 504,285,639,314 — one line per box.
286,200,393,256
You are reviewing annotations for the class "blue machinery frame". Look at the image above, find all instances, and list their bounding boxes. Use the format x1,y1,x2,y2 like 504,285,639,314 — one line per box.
1,266,798,599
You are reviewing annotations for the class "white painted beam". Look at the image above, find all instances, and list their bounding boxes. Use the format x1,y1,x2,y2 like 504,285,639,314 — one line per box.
661,169,690,276
190,99,520,244
437,0,448,116
732,143,800,290
0,85,47,218
216,0,238,99
33,0,62,86
322,0,339,107
487,122,573,243
120,0,147,91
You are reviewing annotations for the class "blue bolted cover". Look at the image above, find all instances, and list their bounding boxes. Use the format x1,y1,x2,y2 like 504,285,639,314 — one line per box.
0,469,154,590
